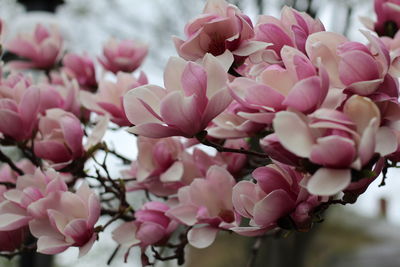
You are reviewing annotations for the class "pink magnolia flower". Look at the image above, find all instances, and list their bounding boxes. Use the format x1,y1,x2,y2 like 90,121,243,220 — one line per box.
229,46,329,123
34,108,84,165
123,136,186,196
232,163,321,236
123,54,232,138
0,168,68,231
37,82,82,117
81,72,147,126
273,96,397,196
113,201,177,251
207,101,264,139
0,181,28,252
123,137,226,197
6,24,63,70
0,72,32,101
260,134,301,166
0,72,80,117
28,182,100,256
306,31,391,95
0,159,36,183
0,186,28,252
166,165,238,248
62,53,97,89
374,0,400,37
173,0,256,63
253,6,325,63
0,85,40,141
98,38,148,74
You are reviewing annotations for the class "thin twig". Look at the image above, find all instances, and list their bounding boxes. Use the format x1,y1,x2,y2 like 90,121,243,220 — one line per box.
196,131,267,158
107,148,132,165
0,181,16,188
0,149,24,175
107,245,121,265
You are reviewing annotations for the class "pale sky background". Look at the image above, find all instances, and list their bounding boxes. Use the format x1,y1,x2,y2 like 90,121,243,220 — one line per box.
0,0,399,266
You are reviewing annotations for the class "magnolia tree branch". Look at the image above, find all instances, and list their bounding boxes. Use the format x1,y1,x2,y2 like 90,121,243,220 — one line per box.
0,148,24,175
195,131,267,158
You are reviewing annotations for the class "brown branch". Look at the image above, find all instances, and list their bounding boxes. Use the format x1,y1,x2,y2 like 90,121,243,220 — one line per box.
0,149,24,175
195,131,267,158
101,208,135,222
17,142,41,167
0,181,16,188
105,148,132,165
107,245,121,265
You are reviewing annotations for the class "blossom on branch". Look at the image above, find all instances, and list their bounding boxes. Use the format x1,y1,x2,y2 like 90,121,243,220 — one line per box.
5,24,63,70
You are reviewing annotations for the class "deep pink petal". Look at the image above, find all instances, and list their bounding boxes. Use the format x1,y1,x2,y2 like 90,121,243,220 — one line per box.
253,189,295,227
310,136,356,168
160,92,202,137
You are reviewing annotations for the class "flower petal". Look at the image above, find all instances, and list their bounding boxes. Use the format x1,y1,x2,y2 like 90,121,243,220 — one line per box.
307,168,351,196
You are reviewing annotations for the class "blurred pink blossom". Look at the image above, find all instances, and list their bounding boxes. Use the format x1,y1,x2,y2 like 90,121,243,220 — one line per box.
34,108,84,165
62,53,97,89
98,38,148,74
29,182,100,256
6,24,63,70
0,85,40,141
232,163,321,236
0,168,67,231
113,201,177,250
166,165,238,248
81,72,147,126
173,0,256,64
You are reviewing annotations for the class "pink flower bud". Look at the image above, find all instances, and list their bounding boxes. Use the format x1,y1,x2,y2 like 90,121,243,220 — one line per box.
81,72,147,126
0,85,40,141
6,24,63,70
113,201,177,250
62,53,97,89
98,39,148,74
374,0,400,37
34,108,84,165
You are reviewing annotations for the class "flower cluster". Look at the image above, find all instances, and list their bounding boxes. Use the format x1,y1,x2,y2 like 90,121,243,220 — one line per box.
0,0,400,266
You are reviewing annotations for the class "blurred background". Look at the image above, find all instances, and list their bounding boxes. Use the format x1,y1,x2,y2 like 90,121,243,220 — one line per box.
1,0,400,266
